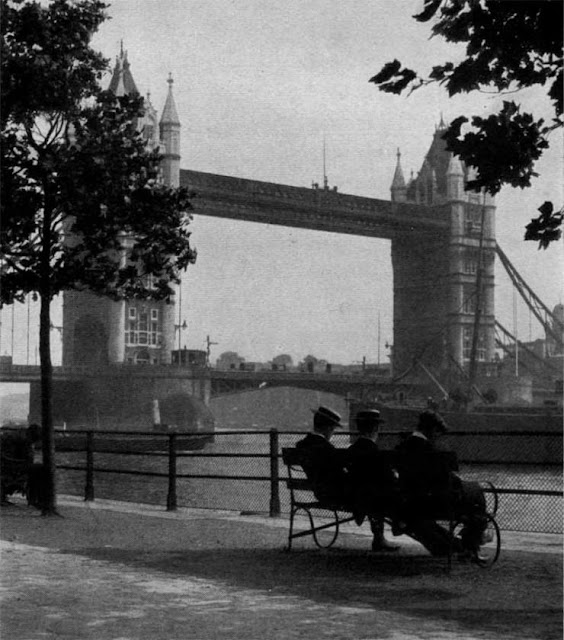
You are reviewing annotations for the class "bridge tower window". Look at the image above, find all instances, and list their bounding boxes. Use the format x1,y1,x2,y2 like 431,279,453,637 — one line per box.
463,252,479,275
465,207,483,235
125,307,162,348
462,327,486,362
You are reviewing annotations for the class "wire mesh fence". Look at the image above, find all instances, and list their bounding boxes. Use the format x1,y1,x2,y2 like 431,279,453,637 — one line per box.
55,428,562,534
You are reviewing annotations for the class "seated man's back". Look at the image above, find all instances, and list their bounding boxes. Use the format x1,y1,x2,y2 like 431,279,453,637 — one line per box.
296,431,350,506
346,437,396,487
396,436,458,497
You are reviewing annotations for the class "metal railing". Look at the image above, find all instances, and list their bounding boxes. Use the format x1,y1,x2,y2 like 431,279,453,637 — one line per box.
52,428,563,534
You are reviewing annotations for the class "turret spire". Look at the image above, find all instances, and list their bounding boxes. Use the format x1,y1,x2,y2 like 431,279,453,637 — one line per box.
108,43,139,96
160,72,180,125
159,73,181,188
392,149,406,189
391,148,407,202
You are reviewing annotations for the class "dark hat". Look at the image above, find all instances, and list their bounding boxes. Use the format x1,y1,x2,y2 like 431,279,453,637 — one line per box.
312,406,342,427
356,409,384,422
418,410,448,433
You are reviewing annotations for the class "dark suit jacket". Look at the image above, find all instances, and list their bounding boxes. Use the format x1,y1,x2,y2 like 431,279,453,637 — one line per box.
346,437,397,490
345,437,398,518
295,433,350,505
395,434,460,508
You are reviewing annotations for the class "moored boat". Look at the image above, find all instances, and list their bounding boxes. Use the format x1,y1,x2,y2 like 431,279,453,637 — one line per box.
358,402,563,465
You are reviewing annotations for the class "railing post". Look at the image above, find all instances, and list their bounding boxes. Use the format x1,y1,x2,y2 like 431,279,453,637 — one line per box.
166,433,177,511
85,431,94,502
269,428,280,517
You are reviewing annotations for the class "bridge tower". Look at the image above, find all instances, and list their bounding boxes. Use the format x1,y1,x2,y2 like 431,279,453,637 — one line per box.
390,121,496,379
61,48,180,367
32,49,213,429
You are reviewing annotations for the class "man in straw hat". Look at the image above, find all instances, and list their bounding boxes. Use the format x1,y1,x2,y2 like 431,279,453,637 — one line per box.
296,406,400,552
345,409,400,551
296,406,352,507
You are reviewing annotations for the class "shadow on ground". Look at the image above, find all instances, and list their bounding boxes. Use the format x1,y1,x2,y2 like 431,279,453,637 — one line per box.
2,505,562,640
70,546,562,639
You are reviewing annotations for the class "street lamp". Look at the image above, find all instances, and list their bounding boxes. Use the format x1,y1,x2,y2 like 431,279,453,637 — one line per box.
174,320,187,366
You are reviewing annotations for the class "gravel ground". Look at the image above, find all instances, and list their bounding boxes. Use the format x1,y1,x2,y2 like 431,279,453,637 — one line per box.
1,500,562,640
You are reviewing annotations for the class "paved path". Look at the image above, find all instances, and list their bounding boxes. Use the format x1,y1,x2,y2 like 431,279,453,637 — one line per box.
1,496,562,640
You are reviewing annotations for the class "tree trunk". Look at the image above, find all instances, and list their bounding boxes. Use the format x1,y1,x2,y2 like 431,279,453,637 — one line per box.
39,191,58,515
39,291,57,515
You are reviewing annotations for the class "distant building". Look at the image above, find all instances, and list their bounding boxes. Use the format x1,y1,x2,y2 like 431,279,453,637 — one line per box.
215,352,246,370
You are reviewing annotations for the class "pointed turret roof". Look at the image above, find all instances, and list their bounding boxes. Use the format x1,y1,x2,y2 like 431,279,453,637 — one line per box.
417,122,451,196
108,43,139,96
391,149,406,190
160,74,180,125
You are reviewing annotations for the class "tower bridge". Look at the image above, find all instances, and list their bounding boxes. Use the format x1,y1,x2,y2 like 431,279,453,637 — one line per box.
10,49,511,429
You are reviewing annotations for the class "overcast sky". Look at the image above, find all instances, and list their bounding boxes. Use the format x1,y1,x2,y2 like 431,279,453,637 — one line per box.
3,0,563,368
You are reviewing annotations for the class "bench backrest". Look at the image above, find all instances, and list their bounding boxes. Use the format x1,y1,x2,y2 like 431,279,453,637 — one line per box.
282,447,457,469
282,448,315,492
282,446,458,493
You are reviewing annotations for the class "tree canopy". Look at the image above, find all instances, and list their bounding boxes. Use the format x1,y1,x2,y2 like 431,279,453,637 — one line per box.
1,0,196,513
370,0,563,249
272,354,293,367
1,0,196,306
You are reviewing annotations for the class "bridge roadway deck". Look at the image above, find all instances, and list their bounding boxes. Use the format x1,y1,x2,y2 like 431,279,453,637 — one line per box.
0,362,210,383
208,368,406,396
181,169,450,238
0,362,410,396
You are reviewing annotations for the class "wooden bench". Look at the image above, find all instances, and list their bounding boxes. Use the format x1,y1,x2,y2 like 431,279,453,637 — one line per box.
282,447,501,568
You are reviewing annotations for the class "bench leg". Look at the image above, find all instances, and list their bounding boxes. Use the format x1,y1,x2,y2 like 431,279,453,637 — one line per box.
288,506,296,550
287,506,355,550
310,510,340,549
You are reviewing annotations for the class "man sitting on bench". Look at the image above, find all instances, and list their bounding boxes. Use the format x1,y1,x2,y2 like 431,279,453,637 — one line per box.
396,410,489,556
296,406,398,552
345,409,400,552
295,406,352,508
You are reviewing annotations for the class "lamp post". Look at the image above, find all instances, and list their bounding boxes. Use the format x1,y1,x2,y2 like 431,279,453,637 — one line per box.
174,320,187,366
205,335,218,367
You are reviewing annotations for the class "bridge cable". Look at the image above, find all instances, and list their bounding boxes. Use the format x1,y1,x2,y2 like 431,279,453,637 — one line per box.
496,243,563,350
495,319,561,375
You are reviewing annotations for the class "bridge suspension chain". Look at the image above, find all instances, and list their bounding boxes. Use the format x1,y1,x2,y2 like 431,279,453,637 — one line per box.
494,320,560,374
495,244,563,351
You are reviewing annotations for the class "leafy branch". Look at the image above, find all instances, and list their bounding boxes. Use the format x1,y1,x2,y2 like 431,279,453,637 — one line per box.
370,0,563,248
